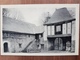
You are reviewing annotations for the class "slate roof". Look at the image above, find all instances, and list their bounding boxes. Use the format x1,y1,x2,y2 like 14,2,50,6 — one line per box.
44,8,75,25
3,16,43,34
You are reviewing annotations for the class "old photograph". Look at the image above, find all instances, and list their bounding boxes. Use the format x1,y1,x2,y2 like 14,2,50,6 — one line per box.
0,4,79,55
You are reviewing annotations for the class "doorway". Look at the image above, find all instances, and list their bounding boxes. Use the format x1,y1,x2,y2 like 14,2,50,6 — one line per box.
54,38,63,50
4,42,9,52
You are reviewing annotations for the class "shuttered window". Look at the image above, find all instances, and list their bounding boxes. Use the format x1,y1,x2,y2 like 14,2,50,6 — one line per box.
52,26,55,35
62,23,67,34
67,22,71,34
48,26,51,35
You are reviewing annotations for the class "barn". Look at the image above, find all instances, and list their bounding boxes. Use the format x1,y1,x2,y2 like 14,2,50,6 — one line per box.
3,16,44,53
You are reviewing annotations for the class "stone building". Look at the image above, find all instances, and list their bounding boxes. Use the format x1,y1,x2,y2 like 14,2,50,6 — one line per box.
3,16,43,53
43,8,75,52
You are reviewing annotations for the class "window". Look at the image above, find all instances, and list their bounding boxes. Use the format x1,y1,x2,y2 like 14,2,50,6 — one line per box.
19,43,22,48
48,26,51,35
56,25,61,32
67,22,71,34
55,25,62,35
62,23,67,34
52,26,55,35
35,34,39,39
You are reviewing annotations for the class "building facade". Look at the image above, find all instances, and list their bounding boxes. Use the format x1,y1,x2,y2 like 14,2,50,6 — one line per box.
44,8,75,52
3,16,43,53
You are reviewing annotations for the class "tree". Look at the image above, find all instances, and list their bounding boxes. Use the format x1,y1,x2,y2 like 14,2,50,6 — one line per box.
3,8,24,20
3,8,9,17
39,12,51,25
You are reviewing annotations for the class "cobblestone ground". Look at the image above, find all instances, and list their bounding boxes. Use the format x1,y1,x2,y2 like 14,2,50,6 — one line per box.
40,50,72,53
21,41,74,53
40,41,74,53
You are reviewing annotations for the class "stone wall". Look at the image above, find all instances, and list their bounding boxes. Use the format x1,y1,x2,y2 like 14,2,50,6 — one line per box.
3,31,35,53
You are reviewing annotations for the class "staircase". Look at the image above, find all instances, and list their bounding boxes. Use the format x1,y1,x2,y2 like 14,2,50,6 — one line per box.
21,39,37,52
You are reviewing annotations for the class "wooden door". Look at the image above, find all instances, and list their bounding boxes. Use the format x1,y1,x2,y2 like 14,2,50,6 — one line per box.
58,38,63,50
0,0,80,60
54,38,59,50
54,38,63,50
4,42,9,52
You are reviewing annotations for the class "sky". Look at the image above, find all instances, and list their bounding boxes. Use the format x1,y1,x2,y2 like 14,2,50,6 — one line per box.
17,7,55,26
3,5,75,26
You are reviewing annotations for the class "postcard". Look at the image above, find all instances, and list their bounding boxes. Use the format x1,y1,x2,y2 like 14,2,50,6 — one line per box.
0,4,79,56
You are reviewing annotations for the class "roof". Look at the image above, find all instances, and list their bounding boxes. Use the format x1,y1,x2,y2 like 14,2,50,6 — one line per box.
3,16,43,34
48,34,71,38
44,8,75,25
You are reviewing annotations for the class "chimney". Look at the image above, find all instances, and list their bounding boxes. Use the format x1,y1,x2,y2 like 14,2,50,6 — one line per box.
46,12,51,22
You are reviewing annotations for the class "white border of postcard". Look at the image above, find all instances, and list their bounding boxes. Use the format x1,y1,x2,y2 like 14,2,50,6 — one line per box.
0,4,79,56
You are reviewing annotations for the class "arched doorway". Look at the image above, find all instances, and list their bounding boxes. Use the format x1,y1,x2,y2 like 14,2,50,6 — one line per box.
54,38,63,50
4,42,9,52
54,38,58,50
